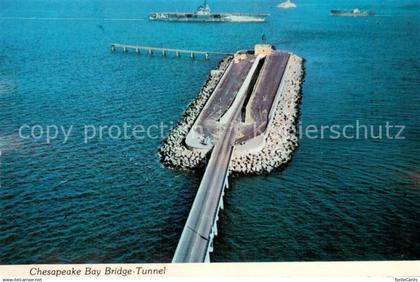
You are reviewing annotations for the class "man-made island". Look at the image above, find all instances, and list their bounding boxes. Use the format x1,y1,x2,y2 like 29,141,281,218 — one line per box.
160,44,304,175
159,44,304,262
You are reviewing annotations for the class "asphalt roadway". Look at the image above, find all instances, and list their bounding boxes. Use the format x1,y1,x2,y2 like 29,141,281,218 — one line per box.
236,52,290,143
188,54,255,143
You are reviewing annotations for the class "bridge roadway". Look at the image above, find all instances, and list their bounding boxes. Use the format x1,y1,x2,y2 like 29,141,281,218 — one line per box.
173,56,263,263
173,51,291,262
172,123,236,262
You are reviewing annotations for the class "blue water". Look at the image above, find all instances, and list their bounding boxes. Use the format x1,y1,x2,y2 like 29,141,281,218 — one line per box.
0,0,419,263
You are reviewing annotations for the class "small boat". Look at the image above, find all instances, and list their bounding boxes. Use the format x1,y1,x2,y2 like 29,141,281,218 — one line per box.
330,8,375,17
277,0,297,9
149,0,269,23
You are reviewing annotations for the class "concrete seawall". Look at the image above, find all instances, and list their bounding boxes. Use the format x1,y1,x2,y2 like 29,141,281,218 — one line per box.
159,53,304,174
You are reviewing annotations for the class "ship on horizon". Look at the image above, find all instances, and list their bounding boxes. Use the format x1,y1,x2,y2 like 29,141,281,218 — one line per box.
149,0,269,23
330,8,375,17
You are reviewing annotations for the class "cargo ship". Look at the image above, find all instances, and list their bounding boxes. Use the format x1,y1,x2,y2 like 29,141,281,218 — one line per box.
330,8,375,17
149,0,269,23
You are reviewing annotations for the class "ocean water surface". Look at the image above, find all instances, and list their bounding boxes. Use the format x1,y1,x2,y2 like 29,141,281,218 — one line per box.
0,0,419,263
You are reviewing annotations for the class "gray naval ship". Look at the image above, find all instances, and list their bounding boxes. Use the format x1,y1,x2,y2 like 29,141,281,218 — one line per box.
331,8,375,17
149,0,269,23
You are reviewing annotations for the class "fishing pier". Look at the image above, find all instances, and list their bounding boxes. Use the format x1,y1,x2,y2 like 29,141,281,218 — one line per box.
111,43,232,60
